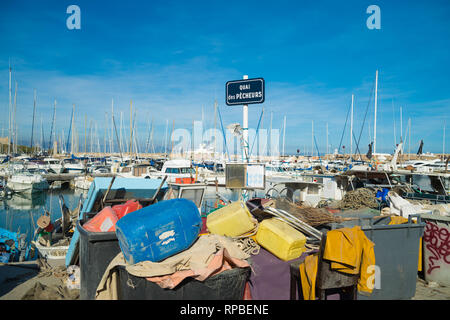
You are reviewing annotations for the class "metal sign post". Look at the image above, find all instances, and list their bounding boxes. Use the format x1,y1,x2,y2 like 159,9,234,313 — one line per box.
225,76,265,162
226,76,265,201
242,75,249,162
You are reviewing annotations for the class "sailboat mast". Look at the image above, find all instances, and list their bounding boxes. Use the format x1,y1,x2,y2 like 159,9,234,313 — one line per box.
311,120,314,157
111,99,114,154
282,115,286,157
150,118,154,154
71,104,75,154
30,89,36,152
269,111,273,158
408,118,411,159
40,116,43,152
392,99,397,146
13,82,18,153
164,119,168,155
104,113,107,153
443,121,446,161
120,111,123,154
214,100,217,157
84,114,87,153
145,115,151,153
373,70,378,154
49,99,56,154
400,106,403,143
350,93,354,157
129,100,133,156
170,120,175,158
8,63,12,155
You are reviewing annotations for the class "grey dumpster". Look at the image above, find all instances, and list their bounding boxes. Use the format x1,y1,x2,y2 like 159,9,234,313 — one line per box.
331,213,425,300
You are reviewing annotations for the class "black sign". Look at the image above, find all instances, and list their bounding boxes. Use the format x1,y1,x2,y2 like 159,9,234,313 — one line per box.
226,78,265,106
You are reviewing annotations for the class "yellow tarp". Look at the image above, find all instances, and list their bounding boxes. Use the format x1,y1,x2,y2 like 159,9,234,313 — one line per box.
299,226,375,300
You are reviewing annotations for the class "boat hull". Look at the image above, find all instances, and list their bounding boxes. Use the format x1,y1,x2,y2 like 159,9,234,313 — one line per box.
8,180,49,194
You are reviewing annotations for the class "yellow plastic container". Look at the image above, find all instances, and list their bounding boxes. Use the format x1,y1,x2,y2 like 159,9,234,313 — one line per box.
206,201,257,237
255,218,306,261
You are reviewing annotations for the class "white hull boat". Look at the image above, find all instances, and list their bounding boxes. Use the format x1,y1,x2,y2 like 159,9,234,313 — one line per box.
7,174,49,194
73,175,93,190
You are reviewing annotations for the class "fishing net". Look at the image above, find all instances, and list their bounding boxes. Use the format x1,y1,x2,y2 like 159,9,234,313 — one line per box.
273,198,349,227
336,188,379,210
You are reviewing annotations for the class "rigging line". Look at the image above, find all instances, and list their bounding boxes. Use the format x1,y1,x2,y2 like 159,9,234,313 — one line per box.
217,105,230,161
352,131,363,161
356,79,376,160
337,97,352,154
313,134,322,165
65,108,74,153
249,107,264,157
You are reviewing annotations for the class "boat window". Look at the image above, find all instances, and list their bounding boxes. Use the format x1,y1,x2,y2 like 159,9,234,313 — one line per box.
165,168,180,174
180,167,195,174
179,188,204,208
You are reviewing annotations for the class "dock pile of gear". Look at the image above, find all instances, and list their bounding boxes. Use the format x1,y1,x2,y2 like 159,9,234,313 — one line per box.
19,176,450,300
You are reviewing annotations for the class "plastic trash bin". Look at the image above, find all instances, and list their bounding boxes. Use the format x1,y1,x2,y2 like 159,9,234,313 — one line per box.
116,265,251,300
331,214,425,300
77,215,121,300
420,213,450,287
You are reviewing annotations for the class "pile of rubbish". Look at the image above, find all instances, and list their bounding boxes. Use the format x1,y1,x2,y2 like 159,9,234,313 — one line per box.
73,191,345,300
72,183,446,300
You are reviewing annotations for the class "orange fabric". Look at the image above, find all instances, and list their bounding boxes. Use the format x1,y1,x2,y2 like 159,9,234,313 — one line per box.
145,248,250,289
112,200,142,219
82,207,118,232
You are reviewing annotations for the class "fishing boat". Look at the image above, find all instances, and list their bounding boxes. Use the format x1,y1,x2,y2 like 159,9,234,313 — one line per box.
0,227,34,263
32,194,82,267
65,177,170,266
7,172,49,194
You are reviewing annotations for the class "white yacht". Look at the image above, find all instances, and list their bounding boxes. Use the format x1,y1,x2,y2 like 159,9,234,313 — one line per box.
63,158,85,173
43,158,65,173
148,159,197,183
7,172,49,194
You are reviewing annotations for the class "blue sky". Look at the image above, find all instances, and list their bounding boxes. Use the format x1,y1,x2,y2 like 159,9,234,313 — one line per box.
0,0,449,155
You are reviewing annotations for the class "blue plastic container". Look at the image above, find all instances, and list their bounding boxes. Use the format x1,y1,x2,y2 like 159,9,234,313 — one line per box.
115,198,202,264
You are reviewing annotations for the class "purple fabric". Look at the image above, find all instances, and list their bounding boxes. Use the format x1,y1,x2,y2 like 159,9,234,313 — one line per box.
248,248,340,300
248,248,308,300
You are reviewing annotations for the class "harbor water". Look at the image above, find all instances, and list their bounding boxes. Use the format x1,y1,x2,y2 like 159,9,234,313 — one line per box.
0,188,88,248
0,183,266,257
